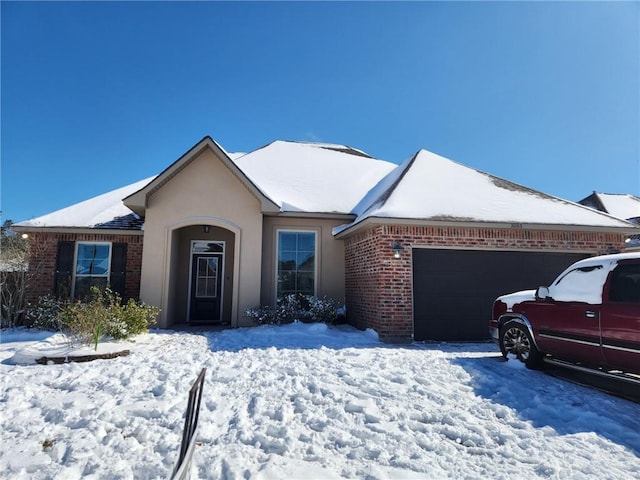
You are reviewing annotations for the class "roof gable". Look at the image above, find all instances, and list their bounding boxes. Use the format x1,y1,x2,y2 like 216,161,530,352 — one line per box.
234,140,396,214
336,149,635,235
123,136,279,216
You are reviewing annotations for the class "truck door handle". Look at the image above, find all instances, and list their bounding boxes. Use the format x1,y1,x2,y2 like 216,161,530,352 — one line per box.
585,310,597,318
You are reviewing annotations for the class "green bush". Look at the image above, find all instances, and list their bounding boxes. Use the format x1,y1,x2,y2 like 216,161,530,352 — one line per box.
107,297,159,339
61,287,117,347
27,287,159,350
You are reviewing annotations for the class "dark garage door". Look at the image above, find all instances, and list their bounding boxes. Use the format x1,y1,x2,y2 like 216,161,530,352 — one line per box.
412,249,589,341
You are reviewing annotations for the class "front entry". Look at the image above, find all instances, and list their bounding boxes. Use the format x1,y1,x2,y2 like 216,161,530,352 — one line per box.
189,241,224,323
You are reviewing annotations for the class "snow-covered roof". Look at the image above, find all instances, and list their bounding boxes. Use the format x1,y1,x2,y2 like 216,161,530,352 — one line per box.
15,139,394,228
335,149,635,234
588,193,640,221
234,141,396,213
15,177,156,229
15,139,637,235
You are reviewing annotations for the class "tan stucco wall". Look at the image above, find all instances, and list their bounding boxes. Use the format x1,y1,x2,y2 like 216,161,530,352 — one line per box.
261,217,347,306
139,147,264,327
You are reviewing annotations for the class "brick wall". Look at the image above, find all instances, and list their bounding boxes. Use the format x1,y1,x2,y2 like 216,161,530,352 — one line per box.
344,224,627,342
23,231,144,305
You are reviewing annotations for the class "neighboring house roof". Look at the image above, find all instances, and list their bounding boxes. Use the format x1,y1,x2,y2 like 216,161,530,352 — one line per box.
235,140,396,214
335,149,635,235
14,176,156,229
577,192,640,249
578,192,640,221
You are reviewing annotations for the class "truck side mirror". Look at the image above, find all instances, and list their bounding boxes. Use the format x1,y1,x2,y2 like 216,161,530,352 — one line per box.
536,286,550,300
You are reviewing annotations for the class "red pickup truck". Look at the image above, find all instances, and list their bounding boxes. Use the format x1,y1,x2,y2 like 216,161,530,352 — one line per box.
489,252,640,377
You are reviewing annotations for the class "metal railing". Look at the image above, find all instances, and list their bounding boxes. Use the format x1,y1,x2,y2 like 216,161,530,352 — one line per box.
170,368,206,480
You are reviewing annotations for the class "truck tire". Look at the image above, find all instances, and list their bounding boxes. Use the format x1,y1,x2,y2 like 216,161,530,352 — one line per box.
499,320,543,369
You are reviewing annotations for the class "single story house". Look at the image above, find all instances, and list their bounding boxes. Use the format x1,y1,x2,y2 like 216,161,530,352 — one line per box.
578,192,640,249
15,136,638,341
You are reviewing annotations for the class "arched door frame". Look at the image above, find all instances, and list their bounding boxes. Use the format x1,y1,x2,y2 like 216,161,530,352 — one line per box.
163,216,241,327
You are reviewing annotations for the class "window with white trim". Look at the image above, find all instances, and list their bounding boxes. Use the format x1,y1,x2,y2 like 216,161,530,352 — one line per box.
74,242,112,298
277,231,316,298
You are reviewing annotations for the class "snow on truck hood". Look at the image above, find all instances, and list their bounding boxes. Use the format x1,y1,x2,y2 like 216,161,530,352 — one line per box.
497,290,536,310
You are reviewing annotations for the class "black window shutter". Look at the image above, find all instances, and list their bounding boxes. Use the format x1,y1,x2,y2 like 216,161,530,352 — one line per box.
54,241,75,300
110,243,127,297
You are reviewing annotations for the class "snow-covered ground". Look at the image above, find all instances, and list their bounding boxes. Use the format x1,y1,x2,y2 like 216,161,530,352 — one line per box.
1,323,639,479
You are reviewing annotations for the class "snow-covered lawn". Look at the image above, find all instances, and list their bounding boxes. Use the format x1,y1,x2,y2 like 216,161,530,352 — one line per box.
1,323,639,479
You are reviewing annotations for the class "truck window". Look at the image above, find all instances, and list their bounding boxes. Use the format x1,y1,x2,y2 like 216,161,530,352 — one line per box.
550,265,609,304
608,264,640,303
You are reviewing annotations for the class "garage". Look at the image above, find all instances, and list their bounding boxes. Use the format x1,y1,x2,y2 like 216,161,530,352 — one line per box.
412,248,589,341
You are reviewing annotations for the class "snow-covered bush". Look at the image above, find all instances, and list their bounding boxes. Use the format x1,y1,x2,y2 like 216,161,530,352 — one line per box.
244,305,279,325
246,294,343,325
27,294,66,331
308,296,343,324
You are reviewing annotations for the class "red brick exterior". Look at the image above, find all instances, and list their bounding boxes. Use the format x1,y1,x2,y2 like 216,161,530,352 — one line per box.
344,224,627,342
23,231,144,305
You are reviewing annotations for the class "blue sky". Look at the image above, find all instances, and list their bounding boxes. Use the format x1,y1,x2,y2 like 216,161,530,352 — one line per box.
2,1,639,223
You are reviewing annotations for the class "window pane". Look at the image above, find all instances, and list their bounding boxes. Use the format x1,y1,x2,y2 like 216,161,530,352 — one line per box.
74,277,108,300
198,258,208,274
279,232,297,251
297,252,314,270
279,251,296,273
94,244,110,259
74,243,111,299
609,264,640,303
193,241,224,253
278,271,294,294
551,266,610,303
196,257,218,298
296,271,315,295
207,261,217,277
297,233,315,251
76,259,93,275
76,243,110,275
206,278,216,297
92,257,109,275
76,244,93,258
277,231,315,298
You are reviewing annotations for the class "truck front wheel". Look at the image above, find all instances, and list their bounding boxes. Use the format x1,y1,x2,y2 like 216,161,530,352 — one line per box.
499,320,543,369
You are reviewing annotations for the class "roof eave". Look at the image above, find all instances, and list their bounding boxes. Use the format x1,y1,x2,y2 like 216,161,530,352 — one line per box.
266,211,357,221
334,216,640,239
12,225,145,236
